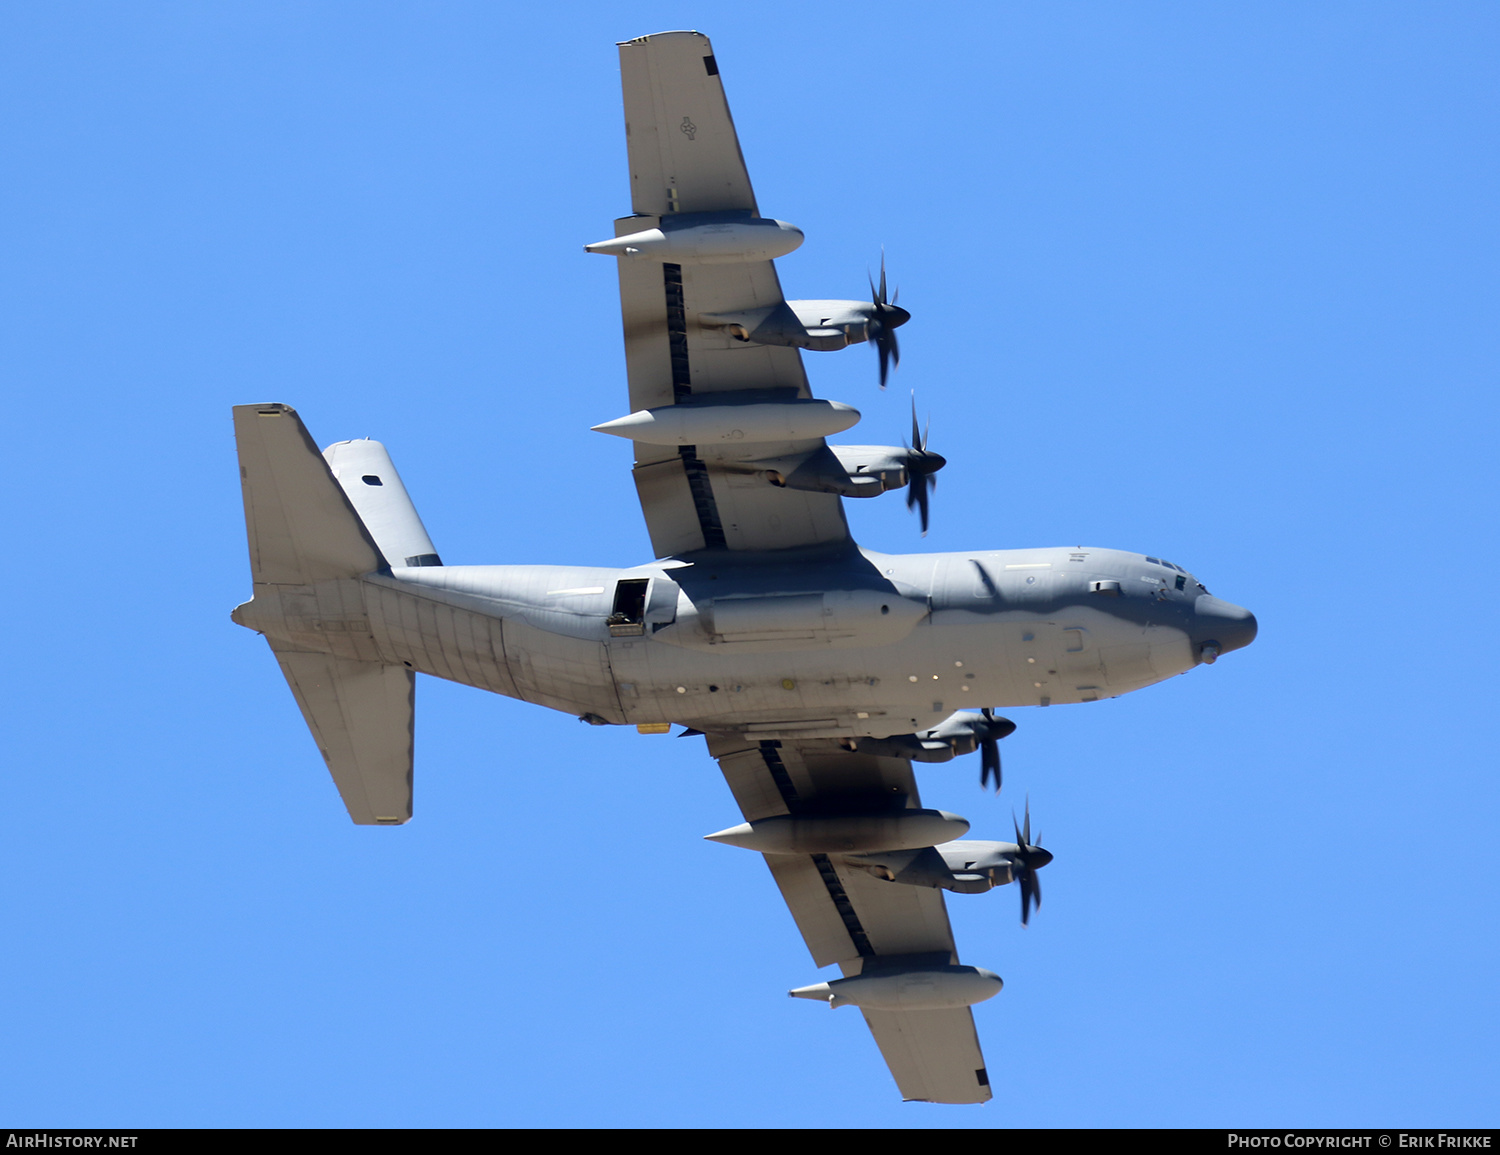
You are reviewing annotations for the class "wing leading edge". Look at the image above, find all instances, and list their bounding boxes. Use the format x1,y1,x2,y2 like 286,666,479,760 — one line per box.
707,734,993,1105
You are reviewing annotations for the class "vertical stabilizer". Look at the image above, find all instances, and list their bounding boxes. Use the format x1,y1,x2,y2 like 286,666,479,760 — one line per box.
324,440,442,567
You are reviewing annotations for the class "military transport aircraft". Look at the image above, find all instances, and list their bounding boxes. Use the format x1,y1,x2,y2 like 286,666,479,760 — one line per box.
230,31,1257,1105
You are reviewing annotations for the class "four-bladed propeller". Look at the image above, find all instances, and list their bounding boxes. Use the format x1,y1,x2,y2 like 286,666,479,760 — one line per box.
904,395,946,536
866,255,908,389
1011,799,1052,926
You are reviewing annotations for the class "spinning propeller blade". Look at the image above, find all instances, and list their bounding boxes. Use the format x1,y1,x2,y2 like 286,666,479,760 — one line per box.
979,707,1003,792
866,253,906,389
1011,798,1053,927
903,394,945,536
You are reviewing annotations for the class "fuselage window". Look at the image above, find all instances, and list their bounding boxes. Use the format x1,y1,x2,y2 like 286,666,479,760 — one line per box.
1175,574,1186,591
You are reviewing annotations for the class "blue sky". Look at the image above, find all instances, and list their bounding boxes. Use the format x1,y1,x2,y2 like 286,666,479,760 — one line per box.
2,1,1497,1128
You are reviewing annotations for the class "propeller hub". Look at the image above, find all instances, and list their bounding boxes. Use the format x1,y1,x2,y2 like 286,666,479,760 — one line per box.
908,450,946,476
1020,847,1053,870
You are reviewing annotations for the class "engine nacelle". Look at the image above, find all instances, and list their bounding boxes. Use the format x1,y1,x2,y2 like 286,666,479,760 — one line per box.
699,299,910,351
584,217,803,264
850,710,1017,762
737,445,909,499
845,840,1021,894
827,445,911,493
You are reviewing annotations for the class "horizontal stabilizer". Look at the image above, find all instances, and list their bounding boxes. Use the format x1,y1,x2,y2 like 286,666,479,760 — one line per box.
274,651,415,825
234,404,386,585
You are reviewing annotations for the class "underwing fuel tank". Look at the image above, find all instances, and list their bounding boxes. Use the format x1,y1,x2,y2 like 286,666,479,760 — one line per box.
789,965,1003,1011
703,809,970,854
592,398,859,446
584,218,803,264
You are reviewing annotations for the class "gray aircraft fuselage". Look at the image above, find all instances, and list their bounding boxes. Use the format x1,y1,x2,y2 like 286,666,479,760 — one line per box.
239,541,1256,741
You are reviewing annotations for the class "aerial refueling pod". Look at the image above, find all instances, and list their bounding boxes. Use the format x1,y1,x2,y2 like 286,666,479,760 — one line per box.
703,809,969,855
584,218,803,264
789,965,1003,1012
592,398,859,446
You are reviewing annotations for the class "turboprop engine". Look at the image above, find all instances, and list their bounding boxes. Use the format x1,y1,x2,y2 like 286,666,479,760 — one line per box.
751,399,946,531
735,444,921,499
699,255,909,388
844,840,1027,895
699,298,910,352
717,398,946,541
845,803,1054,925
851,708,1015,790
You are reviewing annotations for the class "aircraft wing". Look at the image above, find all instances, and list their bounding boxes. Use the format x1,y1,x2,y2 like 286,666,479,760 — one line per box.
607,32,851,556
706,734,993,1105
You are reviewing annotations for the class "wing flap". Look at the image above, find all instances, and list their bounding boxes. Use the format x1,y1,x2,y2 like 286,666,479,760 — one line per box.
833,860,957,959
677,260,808,396
631,457,707,558
860,1008,991,1105
709,467,848,552
766,856,856,968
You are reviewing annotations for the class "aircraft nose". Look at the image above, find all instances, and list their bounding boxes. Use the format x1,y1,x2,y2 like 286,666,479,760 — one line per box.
1193,595,1257,663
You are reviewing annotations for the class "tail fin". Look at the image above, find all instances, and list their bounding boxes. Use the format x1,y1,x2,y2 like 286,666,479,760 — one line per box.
323,439,442,568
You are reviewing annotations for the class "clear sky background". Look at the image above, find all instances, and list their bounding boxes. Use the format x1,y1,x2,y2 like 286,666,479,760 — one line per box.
2,1,1497,1129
